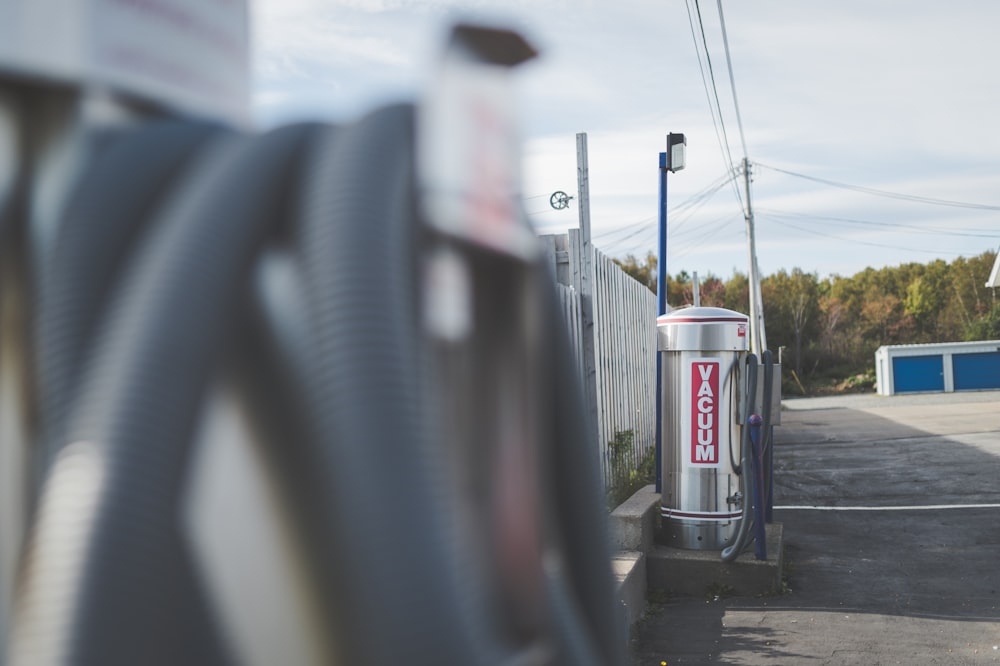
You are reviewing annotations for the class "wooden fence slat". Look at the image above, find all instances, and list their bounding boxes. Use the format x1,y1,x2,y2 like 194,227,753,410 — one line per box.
545,234,657,490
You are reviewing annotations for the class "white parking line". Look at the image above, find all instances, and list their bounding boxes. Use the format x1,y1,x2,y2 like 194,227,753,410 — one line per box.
776,504,1000,511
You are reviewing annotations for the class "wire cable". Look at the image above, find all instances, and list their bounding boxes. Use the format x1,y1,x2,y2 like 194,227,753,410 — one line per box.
593,217,655,241
685,0,745,211
601,171,740,258
762,214,970,256
757,207,1000,240
756,162,1000,211
716,0,749,160
671,213,743,260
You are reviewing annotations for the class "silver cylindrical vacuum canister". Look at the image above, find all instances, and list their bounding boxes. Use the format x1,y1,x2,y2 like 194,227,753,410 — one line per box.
658,307,748,550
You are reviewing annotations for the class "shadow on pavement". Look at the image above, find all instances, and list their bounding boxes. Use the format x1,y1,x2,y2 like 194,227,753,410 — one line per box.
632,399,1000,665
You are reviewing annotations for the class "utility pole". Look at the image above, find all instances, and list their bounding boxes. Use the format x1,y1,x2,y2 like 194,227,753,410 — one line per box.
743,157,766,357
577,133,593,300
576,133,599,462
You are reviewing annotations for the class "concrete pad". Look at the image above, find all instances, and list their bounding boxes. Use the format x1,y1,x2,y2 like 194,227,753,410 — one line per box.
647,522,784,598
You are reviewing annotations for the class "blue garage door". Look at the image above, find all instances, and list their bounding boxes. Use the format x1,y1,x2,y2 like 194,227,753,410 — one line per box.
892,355,944,393
953,351,1000,391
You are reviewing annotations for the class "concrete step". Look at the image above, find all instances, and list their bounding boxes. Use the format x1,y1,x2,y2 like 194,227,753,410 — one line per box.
611,550,646,632
647,522,784,598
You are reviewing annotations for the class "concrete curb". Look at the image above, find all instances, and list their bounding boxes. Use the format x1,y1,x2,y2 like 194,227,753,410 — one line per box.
608,485,659,635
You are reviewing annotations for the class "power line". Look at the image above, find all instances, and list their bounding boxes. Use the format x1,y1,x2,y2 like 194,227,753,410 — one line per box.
685,0,744,210
757,207,1000,240
756,162,1000,212
668,170,739,233
715,0,748,160
602,171,740,258
593,217,655,241
606,223,656,248
672,213,743,259
673,169,738,213
763,215,968,256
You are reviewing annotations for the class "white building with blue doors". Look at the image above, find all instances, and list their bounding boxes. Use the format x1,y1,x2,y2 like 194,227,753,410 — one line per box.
876,340,1000,396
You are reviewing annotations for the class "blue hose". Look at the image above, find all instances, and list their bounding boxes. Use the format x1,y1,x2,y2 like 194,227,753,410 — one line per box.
721,353,758,562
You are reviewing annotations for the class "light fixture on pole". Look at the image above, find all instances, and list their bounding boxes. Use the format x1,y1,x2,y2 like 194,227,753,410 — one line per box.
666,132,687,173
658,133,685,316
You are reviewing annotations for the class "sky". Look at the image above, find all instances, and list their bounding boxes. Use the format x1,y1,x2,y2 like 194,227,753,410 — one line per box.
250,0,1000,280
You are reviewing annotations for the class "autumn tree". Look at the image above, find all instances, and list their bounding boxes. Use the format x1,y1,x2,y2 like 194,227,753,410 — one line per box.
723,272,750,314
613,252,657,292
610,247,997,391
762,269,819,376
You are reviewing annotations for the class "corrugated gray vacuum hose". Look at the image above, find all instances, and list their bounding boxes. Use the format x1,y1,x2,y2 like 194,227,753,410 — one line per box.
721,353,758,562
296,104,622,664
12,123,315,665
36,121,221,479
10,103,624,665
295,104,496,665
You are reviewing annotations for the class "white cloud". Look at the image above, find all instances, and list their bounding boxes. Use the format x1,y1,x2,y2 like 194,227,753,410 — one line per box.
251,0,1000,276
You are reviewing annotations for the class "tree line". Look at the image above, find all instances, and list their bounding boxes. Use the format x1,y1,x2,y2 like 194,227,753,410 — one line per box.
614,249,1000,393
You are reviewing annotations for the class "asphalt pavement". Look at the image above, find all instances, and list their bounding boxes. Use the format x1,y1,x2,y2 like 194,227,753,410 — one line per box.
632,389,1000,665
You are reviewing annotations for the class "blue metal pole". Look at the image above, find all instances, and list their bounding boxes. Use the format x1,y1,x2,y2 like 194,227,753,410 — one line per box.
657,152,668,315
749,414,767,560
655,152,668,493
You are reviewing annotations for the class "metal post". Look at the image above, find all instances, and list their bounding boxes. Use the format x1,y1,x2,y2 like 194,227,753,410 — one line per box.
692,271,701,307
576,133,599,470
577,133,593,304
657,152,668,316
655,151,668,493
743,158,766,357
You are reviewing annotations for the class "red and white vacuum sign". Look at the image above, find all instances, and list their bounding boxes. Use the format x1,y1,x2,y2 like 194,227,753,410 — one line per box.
689,359,721,466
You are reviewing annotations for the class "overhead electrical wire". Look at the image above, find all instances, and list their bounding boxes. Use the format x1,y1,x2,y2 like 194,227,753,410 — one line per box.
607,223,658,248
763,215,968,257
715,0,749,163
593,217,655,241
611,207,742,261
685,0,745,211
666,169,739,235
673,169,739,214
675,3,990,272
602,170,739,257
756,162,1000,212
757,207,1000,240
672,213,744,260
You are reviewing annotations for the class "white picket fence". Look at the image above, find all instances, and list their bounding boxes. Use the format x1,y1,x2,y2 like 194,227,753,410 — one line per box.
541,231,657,489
